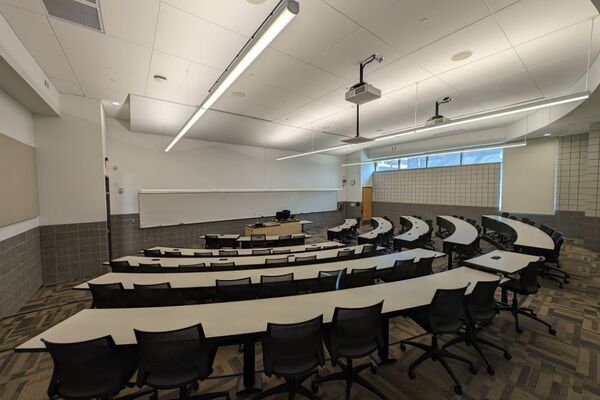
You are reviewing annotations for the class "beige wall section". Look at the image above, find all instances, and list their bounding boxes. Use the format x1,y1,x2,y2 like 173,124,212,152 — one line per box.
0,133,39,227
501,138,558,215
34,94,106,225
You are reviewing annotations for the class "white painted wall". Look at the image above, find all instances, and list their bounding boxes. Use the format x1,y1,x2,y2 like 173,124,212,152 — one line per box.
34,94,106,225
105,118,343,215
0,87,39,241
341,150,374,202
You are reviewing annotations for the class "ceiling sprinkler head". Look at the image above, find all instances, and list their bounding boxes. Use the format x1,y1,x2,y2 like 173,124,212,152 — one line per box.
375,54,384,63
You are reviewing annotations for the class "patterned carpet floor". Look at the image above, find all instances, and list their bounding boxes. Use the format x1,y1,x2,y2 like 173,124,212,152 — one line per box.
0,230,599,400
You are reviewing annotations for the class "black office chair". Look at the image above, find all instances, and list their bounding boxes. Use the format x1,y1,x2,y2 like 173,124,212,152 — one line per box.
42,336,148,400
400,286,477,395
415,256,434,277
143,249,162,257
295,255,317,264
133,282,177,307
443,280,512,375
204,234,221,249
265,257,289,267
215,277,254,302
210,261,235,268
340,267,376,289
258,273,295,299
110,260,131,272
336,249,356,260
377,259,417,283
498,260,556,335
421,219,436,250
466,218,477,226
134,324,230,400
194,251,214,257
359,244,377,257
251,234,267,248
89,282,129,308
313,268,346,293
540,233,569,287
272,248,291,255
500,212,509,218
164,251,182,257
312,302,388,400
137,263,162,273
254,316,324,400
179,263,206,272
508,215,517,220
252,249,272,255
539,224,550,233
219,250,238,257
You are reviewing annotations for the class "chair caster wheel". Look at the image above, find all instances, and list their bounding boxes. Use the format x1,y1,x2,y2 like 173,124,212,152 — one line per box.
454,385,463,395
487,366,495,375
400,343,406,351
516,327,523,334
408,370,416,379
504,352,512,360
469,365,478,374
370,364,378,374
549,328,556,335
311,381,318,393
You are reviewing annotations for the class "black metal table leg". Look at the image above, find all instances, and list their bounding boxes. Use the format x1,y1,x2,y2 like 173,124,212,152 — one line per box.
371,317,397,365
236,337,262,395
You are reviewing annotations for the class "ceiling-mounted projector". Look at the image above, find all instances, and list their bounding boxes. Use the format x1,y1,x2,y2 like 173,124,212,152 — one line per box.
426,96,453,126
342,134,374,144
345,82,381,105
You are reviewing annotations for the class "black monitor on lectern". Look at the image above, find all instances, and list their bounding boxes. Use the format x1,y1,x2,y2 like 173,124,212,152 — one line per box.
276,210,291,220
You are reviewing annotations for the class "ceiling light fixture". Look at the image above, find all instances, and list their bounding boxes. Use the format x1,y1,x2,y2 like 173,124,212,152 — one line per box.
452,50,473,61
341,141,527,167
111,101,120,106
153,74,167,83
543,133,552,137
164,0,299,152
276,144,353,161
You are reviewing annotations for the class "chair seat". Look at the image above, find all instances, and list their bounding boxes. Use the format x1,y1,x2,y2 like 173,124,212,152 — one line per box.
501,279,527,295
60,374,121,399
333,341,378,359
145,368,201,388
273,358,319,377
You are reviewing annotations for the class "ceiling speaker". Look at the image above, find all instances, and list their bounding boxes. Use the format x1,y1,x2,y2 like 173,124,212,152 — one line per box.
42,0,104,32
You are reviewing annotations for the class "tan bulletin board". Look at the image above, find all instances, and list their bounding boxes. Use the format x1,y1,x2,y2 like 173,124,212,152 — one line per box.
0,133,39,227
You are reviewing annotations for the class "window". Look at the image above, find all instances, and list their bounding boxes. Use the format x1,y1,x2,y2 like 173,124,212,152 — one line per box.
461,148,503,165
399,157,426,169
426,153,461,168
375,159,398,171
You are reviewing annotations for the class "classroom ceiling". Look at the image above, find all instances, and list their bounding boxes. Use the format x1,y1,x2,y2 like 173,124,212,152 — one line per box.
1,0,599,154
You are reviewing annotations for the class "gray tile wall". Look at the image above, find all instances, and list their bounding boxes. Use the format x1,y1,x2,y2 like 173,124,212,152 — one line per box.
0,227,42,318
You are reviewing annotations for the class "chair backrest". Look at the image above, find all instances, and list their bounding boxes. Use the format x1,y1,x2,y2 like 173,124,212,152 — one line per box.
539,224,549,233
261,273,293,283
340,266,376,289
466,218,477,226
210,261,235,267
251,234,266,241
134,324,214,389
262,315,325,377
42,336,126,399
89,282,128,308
178,263,206,272
252,249,272,255
379,259,417,282
110,260,130,272
133,282,175,307
360,244,377,256
553,234,565,254
465,279,500,323
415,257,434,277
508,215,517,220
278,234,292,240
329,302,384,360
143,249,162,257
164,251,181,257
295,255,317,264
137,263,161,273
194,251,213,257
518,261,541,294
551,231,563,241
204,234,221,249
272,248,291,254
500,212,509,218
216,277,253,302
264,257,289,266
337,249,356,260
546,227,555,236
315,268,346,292
219,250,238,257
258,273,295,298
428,286,469,334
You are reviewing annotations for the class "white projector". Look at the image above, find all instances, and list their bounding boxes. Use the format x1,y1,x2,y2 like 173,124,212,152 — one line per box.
345,82,381,105
425,116,450,126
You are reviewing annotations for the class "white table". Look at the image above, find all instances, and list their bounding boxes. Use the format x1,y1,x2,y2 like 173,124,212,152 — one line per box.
327,219,357,240
144,241,343,257
464,250,541,275
482,215,555,252
436,216,479,270
236,234,310,248
393,216,429,249
79,249,445,290
358,217,393,243
16,266,499,393
111,244,382,270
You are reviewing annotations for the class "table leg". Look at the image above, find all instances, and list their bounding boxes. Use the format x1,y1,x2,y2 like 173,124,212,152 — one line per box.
447,249,453,270
236,337,262,395
501,287,508,304
370,317,396,365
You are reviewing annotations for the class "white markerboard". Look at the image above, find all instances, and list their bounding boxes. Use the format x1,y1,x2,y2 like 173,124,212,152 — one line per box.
139,189,340,228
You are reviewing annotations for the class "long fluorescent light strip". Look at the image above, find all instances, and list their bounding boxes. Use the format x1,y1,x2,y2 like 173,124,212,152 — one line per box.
276,144,354,161
341,141,527,167
165,1,299,152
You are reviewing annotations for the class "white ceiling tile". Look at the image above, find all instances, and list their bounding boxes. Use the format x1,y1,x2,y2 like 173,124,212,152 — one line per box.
529,53,590,98
0,0,43,14
494,0,598,45
153,3,246,69
71,58,147,97
316,86,356,109
101,0,160,48
323,0,398,26
269,0,359,64
0,3,62,55
312,28,401,80
486,0,521,12
161,0,279,37
308,108,355,135
515,20,599,70
367,57,432,95
366,0,490,57
50,78,83,96
274,98,349,127
29,50,77,81
78,80,129,105
130,95,195,135
438,49,526,92
408,16,511,75
145,51,221,105
51,18,151,74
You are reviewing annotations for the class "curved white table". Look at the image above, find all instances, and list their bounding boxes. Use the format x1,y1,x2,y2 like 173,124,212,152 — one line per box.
327,218,358,240
144,241,343,257
393,216,429,249
436,216,479,269
482,215,554,252
358,217,393,243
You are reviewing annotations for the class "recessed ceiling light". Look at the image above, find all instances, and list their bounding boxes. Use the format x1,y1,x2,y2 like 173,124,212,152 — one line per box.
111,101,120,106
420,18,429,23
153,74,167,83
452,51,473,62
543,133,551,136
231,91,246,97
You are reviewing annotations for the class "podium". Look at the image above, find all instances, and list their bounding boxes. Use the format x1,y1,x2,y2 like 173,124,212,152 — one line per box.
244,220,302,236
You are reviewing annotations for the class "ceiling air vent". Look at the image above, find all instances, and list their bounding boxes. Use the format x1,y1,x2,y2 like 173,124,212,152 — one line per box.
42,0,104,32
